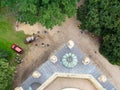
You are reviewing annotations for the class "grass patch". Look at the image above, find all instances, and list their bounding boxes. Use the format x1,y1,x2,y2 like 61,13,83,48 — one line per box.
0,9,28,90
0,17,27,65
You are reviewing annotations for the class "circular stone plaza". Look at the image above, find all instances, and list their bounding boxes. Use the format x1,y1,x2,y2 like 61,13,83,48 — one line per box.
15,40,116,90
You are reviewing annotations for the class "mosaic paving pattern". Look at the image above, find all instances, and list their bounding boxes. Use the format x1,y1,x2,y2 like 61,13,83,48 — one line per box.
21,44,116,90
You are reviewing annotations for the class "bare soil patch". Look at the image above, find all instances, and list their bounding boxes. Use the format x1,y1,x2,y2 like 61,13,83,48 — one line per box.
13,17,120,89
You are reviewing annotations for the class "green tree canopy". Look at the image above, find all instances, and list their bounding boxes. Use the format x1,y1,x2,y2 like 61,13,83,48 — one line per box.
0,0,79,28
0,49,10,59
0,59,15,90
77,0,120,65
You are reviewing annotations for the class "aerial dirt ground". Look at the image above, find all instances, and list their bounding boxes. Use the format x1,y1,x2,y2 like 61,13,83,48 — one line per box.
13,17,120,89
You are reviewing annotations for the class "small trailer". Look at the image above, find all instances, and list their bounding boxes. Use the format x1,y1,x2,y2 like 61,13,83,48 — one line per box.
24,33,45,44
25,35,36,43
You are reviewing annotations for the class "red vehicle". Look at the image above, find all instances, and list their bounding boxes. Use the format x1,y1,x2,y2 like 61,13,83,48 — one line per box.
11,44,23,54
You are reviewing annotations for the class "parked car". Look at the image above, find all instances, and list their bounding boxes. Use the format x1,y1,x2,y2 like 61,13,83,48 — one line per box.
11,44,23,54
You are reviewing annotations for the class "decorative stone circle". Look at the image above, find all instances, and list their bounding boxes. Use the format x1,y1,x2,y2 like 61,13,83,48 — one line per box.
62,53,78,68
50,55,57,63
98,75,107,83
67,40,74,49
32,71,41,78
82,57,90,65
14,87,23,90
